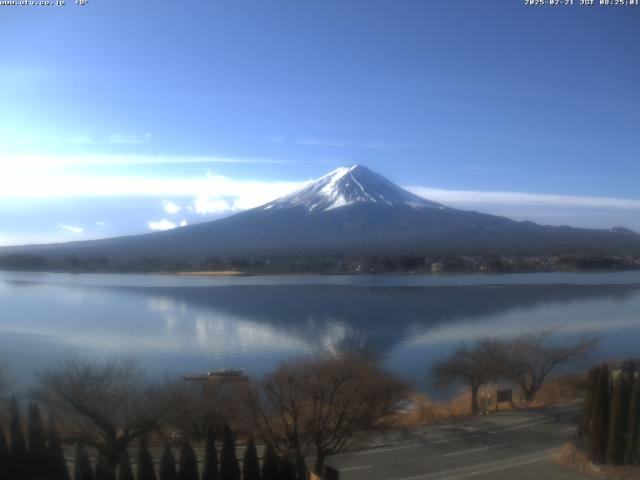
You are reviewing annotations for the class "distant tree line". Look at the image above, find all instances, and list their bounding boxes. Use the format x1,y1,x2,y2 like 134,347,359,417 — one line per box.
1,253,638,275
580,361,640,466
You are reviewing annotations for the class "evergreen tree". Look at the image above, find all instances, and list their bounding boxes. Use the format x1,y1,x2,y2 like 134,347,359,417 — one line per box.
260,443,279,480
580,367,598,436
219,425,240,480
159,444,178,480
607,373,631,465
279,457,297,480
137,437,157,480
10,397,30,479
95,452,116,480
201,429,218,480
625,375,640,465
178,439,199,480
47,414,71,480
29,402,49,480
588,364,611,464
242,437,260,480
117,451,135,480
74,445,95,480
0,425,10,480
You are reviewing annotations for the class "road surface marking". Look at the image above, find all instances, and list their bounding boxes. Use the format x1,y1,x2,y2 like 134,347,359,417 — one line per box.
390,448,559,480
353,443,422,455
331,417,569,460
442,451,555,479
487,419,554,434
340,465,372,472
561,427,576,432
442,443,507,457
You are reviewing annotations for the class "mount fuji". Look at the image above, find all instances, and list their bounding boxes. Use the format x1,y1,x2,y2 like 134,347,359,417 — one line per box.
3,165,640,260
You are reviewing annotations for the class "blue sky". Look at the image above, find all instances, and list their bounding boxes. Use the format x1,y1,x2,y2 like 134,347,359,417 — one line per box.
1,1,639,245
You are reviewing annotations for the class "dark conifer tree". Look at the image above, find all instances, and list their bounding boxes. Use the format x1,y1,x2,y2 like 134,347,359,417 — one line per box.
74,445,95,480
159,444,178,480
95,452,116,480
178,439,199,480
10,397,30,480
260,443,279,480
137,437,157,480
29,402,49,480
0,425,10,480
625,375,640,465
219,425,240,480
117,451,135,480
201,429,218,480
607,373,631,465
47,414,71,480
580,367,598,436
588,364,611,464
242,437,260,480
279,457,297,480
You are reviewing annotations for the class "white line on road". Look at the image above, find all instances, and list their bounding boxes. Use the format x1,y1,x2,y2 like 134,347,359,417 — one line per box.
389,448,559,480
332,418,569,460
353,443,422,455
561,427,576,432
487,419,554,434
442,443,507,457
442,451,555,479
340,465,372,472
434,439,458,444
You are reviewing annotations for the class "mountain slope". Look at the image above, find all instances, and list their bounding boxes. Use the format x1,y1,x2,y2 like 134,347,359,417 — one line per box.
2,165,640,259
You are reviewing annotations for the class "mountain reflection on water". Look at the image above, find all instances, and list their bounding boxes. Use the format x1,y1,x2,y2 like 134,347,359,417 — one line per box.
1,272,640,393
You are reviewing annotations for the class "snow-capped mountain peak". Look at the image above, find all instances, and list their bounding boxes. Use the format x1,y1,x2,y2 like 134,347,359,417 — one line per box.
262,164,444,212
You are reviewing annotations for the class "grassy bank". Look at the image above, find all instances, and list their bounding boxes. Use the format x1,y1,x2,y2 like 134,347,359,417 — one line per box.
555,442,640,480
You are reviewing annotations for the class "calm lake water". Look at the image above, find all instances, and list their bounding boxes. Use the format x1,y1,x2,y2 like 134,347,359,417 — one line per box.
1,270,640,394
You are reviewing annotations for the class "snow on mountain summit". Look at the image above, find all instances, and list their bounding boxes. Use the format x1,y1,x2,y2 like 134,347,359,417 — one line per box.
262,165,444,212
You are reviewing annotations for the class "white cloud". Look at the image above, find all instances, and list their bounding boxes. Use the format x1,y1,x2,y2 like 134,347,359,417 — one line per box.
406,187,640,210
179,220,188,227
57,224,84,234
147,219,177,231
192,197,233,214
0,153,298,175
163,200,182,214
96,221,107,227
0,169,307,205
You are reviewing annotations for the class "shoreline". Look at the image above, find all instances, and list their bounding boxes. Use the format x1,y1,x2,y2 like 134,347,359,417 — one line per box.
172,270,247,277
144,268,640,278
2,268,640,279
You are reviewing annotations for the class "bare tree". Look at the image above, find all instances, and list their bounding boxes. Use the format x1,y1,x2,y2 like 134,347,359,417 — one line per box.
245,355,407,477
504,330,597,403
33,356,173,470
432,339,507,415
161,376,249,440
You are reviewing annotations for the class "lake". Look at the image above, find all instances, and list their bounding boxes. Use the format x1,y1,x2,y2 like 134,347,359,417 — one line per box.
1,270,640,395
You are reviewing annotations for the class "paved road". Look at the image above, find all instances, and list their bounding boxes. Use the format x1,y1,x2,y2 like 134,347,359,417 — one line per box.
326,405,588,480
